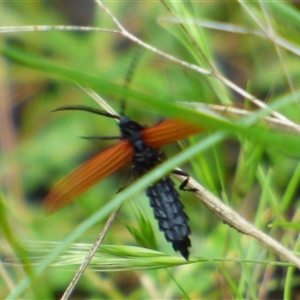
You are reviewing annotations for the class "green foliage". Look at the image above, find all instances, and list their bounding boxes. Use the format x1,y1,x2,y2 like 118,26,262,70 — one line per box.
1,1,300,299
125,207,158,251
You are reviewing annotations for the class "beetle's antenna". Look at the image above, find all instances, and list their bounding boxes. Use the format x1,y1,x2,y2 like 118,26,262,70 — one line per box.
80,136,121,140
120,49,142,115
51,105,120,119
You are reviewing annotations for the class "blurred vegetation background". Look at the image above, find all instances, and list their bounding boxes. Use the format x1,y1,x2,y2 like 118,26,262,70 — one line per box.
1,1,300,299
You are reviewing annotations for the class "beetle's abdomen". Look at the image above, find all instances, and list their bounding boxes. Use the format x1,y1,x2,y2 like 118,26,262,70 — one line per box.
146,176,191,259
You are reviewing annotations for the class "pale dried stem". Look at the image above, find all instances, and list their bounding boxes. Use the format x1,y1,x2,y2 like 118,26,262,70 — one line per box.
61,209,120,300
0,25,118,34
174,174,300,269
183,103,300,134
94,0,299,131
1,4,299,131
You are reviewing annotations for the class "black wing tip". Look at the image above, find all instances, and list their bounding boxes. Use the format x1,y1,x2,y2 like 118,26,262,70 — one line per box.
173,237,191,260
180,248,190,260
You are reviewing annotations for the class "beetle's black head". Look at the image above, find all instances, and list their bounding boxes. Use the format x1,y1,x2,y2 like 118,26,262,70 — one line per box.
119,115,145,141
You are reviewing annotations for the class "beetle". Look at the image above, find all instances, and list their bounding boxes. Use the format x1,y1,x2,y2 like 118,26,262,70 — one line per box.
45,105,203,259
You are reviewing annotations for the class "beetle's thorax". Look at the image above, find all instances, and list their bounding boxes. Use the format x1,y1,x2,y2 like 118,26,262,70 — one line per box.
119,116,161,174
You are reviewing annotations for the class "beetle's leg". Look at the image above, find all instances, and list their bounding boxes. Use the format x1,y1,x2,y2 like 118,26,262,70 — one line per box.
172,170,197,192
